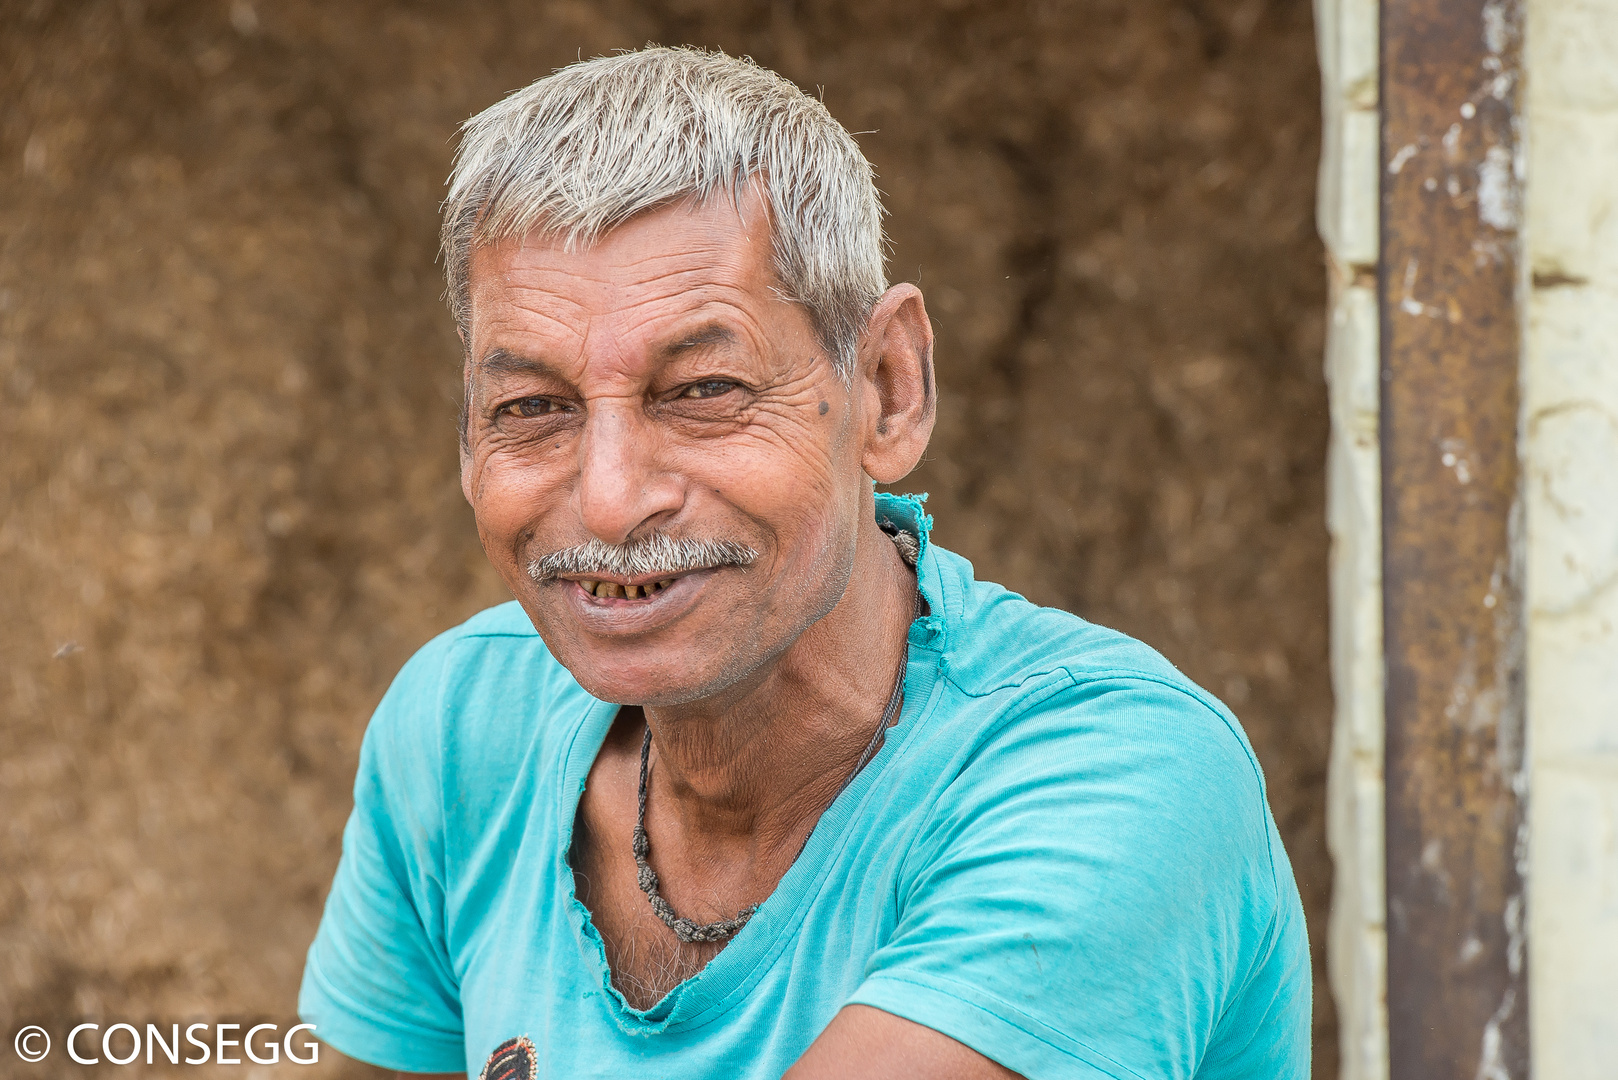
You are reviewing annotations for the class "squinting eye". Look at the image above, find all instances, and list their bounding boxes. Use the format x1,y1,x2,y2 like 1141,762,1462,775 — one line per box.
505,397,562,418
682,380,736,400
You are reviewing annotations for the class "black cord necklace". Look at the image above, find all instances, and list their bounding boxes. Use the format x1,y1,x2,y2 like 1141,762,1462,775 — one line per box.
632,545,920,945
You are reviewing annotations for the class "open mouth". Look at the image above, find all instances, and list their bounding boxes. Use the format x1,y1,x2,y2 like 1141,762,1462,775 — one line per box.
575,577,678,600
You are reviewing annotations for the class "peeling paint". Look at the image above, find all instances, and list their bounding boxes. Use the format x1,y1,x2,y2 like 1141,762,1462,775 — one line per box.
1474,988,1518,1080
1503,893,1524,977
1481,0,1511,55
1478,145,1518,230
1398,258,1464,322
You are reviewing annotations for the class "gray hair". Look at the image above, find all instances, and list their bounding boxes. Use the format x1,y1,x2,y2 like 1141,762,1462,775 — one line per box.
440,46,888,377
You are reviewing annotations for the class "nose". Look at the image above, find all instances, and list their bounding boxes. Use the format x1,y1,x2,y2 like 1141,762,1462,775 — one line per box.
575,396,685,544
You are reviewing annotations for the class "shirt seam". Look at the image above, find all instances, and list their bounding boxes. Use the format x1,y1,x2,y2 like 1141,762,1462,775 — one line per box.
893,670,1078,889
1212,897,1285,1040
304,952,466,1062
1056,667,1287,1015
962,667,1279,886
858,970,1148,1080
937,662,1284,976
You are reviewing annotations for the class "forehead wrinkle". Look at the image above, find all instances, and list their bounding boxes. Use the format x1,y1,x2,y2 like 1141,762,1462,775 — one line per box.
470,287,592,363
507,195,768,271
472,226,809,391
504,216,772,287
496,292,591,337
611,300,775,376
489,261,760,356
505,260,764,319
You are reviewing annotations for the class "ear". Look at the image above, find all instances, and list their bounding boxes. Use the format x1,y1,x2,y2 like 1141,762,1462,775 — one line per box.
858,283,936,485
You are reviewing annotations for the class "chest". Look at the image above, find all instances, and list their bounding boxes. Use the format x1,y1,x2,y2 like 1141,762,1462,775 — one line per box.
455,843,885,1079
561,713,840,1011
442,699,940,1071
567,803,729,1010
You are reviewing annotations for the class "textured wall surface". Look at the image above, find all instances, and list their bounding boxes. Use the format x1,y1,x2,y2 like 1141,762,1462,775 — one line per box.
0,1,1333,1076
1323,1,1618,1077
1524,0,1618,1074
1315,0,1386,1076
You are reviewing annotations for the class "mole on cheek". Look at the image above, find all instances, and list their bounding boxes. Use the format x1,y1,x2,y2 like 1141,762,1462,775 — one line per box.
818,401,829,415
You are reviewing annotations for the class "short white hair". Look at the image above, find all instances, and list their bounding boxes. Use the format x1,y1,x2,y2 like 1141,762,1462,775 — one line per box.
441,46,888,377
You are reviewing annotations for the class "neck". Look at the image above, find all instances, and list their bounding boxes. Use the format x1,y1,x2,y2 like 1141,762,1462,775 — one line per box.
640,515,917,859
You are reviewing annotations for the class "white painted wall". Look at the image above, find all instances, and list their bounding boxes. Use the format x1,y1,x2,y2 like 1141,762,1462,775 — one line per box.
1313,0,1391,1075
1315,0,1388,1076
1523,2,1618,1076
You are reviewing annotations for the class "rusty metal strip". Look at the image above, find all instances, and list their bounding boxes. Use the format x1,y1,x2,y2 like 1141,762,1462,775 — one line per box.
1380,0,1528,1077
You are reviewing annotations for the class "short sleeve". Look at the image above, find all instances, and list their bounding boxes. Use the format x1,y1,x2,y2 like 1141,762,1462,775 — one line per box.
847,676,1298,1080
299,637,467,1074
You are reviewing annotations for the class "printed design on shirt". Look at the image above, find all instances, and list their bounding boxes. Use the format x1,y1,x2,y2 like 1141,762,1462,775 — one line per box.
477,1035,537,1080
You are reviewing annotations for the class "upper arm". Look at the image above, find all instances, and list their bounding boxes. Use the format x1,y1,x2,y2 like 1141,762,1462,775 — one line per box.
788,1006,1022,1080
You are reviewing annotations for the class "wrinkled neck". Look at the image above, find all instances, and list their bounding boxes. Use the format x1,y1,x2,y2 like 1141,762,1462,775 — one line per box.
640,518,916,856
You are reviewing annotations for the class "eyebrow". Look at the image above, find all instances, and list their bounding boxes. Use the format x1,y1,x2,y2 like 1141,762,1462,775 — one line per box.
474,348,565,380
663,324,735,355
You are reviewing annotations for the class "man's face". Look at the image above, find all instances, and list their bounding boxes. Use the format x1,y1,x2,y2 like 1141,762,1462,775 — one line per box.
461,192,870,707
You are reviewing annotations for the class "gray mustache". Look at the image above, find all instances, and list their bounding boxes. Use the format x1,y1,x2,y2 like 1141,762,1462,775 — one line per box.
527,534,759,582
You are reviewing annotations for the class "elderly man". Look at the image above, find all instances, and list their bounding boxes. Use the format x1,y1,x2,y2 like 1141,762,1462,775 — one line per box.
299,47,1310,1080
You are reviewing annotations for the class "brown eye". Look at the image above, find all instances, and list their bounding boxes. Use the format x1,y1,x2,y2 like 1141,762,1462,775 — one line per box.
682,380,736,400
505,397,562,418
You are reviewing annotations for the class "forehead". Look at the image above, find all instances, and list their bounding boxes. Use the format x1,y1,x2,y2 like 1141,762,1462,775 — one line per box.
466,192,782,348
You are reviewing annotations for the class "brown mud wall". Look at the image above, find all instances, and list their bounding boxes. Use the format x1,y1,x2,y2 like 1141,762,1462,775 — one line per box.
1,1,1332,1075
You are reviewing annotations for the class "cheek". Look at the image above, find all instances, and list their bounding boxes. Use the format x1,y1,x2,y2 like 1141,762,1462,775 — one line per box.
466,444,572,553
725,433,862,584
730,402,864,529
714,403,849,493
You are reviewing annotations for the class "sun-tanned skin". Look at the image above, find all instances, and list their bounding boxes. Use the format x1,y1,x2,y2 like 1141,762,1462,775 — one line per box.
396,187,1017,1080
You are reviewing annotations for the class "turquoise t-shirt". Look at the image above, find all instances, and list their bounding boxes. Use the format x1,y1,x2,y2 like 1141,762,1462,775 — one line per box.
299,495,1310,1079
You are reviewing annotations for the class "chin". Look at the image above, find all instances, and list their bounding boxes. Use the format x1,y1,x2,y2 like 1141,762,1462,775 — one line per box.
562,653,744,708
